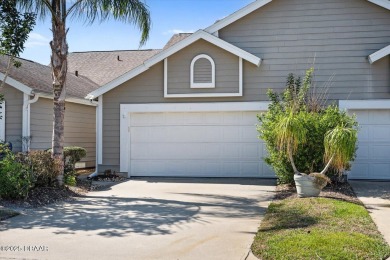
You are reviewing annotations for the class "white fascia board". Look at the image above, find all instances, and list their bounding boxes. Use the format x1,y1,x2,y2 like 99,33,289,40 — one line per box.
86,30,261,99
120,101,270,114
145,30,261,68
205,0,272,33
37,92,98,106
367,0,390,10
368,45,390,64
0,73,33,95
339,100,390,110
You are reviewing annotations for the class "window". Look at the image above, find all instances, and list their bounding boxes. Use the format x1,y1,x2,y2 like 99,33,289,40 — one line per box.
190,54,215,88
0,101,5,141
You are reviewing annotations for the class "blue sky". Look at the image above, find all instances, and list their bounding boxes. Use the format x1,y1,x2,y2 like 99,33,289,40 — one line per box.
21,0,253,65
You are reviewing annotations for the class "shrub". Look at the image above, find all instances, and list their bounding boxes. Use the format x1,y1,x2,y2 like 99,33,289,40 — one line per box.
17,151,59,187
0,149,33,199
258,69,358,184
47,146,87,170
63,146,87,169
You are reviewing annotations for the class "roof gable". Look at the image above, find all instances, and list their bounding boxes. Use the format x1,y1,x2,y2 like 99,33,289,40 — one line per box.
205,0,390,34
86,30,261,99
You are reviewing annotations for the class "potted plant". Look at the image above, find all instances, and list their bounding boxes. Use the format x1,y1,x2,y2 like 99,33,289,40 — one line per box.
258,68,358,197
275,112,357,197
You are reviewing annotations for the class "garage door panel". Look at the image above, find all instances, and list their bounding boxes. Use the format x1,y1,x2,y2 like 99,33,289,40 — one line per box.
371,164,390,177
241,126,259,142
348,109,390,180
370,145,390,159
129,111,271,178
370,126,390,140
368,111,390,124
357,126,369,141
356,143,369,160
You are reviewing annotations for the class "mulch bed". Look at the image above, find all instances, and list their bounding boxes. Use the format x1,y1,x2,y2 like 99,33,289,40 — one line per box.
275,181,362,204
0,186,85,210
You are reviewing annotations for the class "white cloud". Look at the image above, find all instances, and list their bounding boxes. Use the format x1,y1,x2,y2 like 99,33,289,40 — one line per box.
163,29,195,35
25,32,51,48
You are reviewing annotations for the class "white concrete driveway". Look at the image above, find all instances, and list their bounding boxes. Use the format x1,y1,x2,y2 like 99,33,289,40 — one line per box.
0,178,275,260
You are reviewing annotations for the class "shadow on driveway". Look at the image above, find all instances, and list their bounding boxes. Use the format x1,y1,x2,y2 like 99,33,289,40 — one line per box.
1,178,275,238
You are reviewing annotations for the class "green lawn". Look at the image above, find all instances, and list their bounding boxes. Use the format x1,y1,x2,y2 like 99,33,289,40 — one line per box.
252,198,390,260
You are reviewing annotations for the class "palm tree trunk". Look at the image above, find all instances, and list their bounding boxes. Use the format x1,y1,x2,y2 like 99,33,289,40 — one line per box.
320,155,334,175
288,148,300,175
50,12,68,186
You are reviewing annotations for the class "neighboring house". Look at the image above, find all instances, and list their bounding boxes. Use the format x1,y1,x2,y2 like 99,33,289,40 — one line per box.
73,0,389,180
0,56,98,168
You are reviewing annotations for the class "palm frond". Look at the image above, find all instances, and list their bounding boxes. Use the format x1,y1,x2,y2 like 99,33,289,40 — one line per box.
68,0,151,46
324,125,358,172
16,0,53,20
275,112,307,155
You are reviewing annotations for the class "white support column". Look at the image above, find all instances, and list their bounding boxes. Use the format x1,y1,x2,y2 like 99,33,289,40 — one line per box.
97,95,103,165
239,57,243,96
164,58,168,97
0,100,5,141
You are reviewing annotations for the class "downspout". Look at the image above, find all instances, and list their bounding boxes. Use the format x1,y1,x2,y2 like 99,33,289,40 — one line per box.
22,93,40,152
88,95,100,179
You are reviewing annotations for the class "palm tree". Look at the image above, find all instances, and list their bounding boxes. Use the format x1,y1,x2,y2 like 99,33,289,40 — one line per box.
17,0,151,185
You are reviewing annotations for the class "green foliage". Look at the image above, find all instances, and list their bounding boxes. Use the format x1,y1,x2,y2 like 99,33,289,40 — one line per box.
0,148,32,199
17,150,59,187
63,146,87,167
64,171,77,186
325,125,358,173
0,0,36,58
258,69,358,184
47,146,87,170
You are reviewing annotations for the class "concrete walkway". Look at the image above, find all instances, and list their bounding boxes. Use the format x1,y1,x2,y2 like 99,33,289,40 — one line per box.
350,181,390,245
0,178,275,260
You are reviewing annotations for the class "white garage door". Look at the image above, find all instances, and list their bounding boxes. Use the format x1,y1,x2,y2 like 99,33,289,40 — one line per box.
128,111,274,178
348,109,390,180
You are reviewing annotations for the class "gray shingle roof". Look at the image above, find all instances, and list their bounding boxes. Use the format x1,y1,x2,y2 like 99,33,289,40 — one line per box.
67,49,161,86
163,33,192,50
0,56,99,99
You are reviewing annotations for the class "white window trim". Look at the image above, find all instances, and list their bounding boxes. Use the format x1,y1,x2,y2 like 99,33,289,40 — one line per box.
190,54,215,89
119,101,270,174
164,57,244,98
0,100,5,141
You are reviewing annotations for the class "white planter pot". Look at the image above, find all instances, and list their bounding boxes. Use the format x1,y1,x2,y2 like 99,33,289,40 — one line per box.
294,174,321,198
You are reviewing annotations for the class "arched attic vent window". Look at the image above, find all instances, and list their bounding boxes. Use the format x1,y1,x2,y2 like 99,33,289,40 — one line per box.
190,54,215,88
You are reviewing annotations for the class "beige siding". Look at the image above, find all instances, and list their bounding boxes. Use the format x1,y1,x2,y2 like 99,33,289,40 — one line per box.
30,98,96,168
168,40,239,94
0,84,23,151
219,0,390,100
